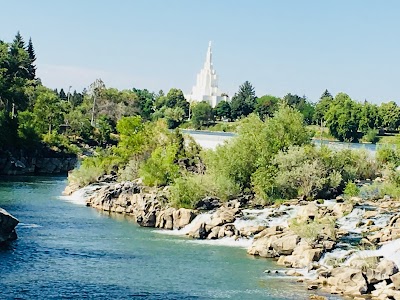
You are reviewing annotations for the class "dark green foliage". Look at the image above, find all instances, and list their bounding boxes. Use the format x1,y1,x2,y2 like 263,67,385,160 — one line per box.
214,100,231,120
313,90,333,124
96,115,114,145
191,101,213,128
379,101,400,131
59,88,67,100
230,81,257,119
133,88,155,120
283,93,315,125
359,102,381,134
255,95,279,120
27,38,36,80
165,88,189,117
325,93,361,142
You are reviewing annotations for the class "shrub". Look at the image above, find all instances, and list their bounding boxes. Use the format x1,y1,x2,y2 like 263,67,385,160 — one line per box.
139,144,180,187
362,129,379,144
169,173,239,208
343,181,360,197
289,217,336,244
205,105,312,191
376,144,400,167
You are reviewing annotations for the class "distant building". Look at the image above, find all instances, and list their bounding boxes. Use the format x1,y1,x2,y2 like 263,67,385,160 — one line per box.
185,42,228,108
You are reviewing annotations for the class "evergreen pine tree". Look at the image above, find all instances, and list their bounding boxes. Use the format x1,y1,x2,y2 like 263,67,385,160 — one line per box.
59,88,67,100
13,31,25,49
27,37,36,80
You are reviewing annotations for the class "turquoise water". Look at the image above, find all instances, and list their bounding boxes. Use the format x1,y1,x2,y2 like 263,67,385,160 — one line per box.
0,177,338,299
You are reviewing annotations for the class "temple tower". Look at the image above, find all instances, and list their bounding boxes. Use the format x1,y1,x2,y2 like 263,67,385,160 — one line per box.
185,42,228,107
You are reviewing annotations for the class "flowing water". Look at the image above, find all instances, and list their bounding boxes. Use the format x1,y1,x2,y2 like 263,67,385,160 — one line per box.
0,176,338,299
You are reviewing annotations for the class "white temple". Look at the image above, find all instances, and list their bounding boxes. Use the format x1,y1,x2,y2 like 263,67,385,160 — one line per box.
185,42,228,108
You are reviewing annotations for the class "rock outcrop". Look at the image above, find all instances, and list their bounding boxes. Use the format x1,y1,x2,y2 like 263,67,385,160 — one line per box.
84,181,197,230
0,208,19,243
0,149,77,175
69,179,400,300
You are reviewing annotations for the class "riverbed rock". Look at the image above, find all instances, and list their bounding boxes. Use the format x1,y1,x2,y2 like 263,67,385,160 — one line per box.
391,272,400,290
366,258,399,284
271,233,301,255
296,203,319,222
331,202,353,218
0,149,77,175
0,208,19,243
327,267,368,296
173,208,197,229
277,241,324,268
195,196,221,210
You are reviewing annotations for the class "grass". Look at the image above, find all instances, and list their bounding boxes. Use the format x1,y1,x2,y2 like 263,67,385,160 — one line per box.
377,133,400,144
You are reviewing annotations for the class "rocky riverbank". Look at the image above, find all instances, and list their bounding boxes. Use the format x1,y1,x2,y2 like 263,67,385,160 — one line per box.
64,180,400,299
0,149,77,175
0,208,19,243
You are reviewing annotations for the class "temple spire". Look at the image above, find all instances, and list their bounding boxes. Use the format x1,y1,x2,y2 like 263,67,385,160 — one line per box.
205,41,212,68
186,41,227,108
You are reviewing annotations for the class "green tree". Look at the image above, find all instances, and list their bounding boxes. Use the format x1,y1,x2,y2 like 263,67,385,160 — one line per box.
164,107,185,129
133,88,155,120
325,93,361,142
230,81,257,119
191,101,213,128
165,88,189,117
214,100,231,120
27,37,36,80
115,115,145,160
255,95,279,120
59,88,67,100
97,115,114,145
283,93,315,125
314,90,334,125
379,101,400,131
33,88,65,134
358,102,381,134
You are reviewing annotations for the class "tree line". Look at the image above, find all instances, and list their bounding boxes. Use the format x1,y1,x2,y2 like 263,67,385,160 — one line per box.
1,32,400,156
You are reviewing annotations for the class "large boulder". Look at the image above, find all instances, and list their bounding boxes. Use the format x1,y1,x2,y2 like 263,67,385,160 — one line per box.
391,272,400,290
0,208,19,243
366,258,399,284
195,197,221,210
173,208,197,229
296,203,319,222
271,233,301,255
277,241,323,268
327,267,368,296
331,202,353,218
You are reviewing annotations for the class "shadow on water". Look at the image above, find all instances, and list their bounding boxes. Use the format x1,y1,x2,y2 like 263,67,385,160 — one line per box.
3,281,205,300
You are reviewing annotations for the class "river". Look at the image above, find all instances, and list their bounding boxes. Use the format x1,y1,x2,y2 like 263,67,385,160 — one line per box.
0,176,340,299
184,130,378,153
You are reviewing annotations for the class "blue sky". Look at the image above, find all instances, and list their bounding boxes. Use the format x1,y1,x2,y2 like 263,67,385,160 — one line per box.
1,0,399,103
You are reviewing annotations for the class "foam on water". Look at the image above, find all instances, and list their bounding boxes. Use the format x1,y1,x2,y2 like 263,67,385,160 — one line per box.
153,211,214,236
18,223,42,228
188,236,253,248
234,205,299,230
58,184,103,206
345,238,400,268
319,248,353,268
337,208,365,233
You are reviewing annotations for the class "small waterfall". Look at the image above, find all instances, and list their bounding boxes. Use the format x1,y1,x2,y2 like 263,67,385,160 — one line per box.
155,211,214,236
345,239,400,268
337,208,365,234
58,184,103,206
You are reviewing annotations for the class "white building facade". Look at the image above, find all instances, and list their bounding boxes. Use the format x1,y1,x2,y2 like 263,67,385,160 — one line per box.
185,42,228,108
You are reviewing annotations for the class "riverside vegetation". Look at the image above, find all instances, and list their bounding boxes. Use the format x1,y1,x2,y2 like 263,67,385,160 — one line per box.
66,101,400,299
3,32,400,298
